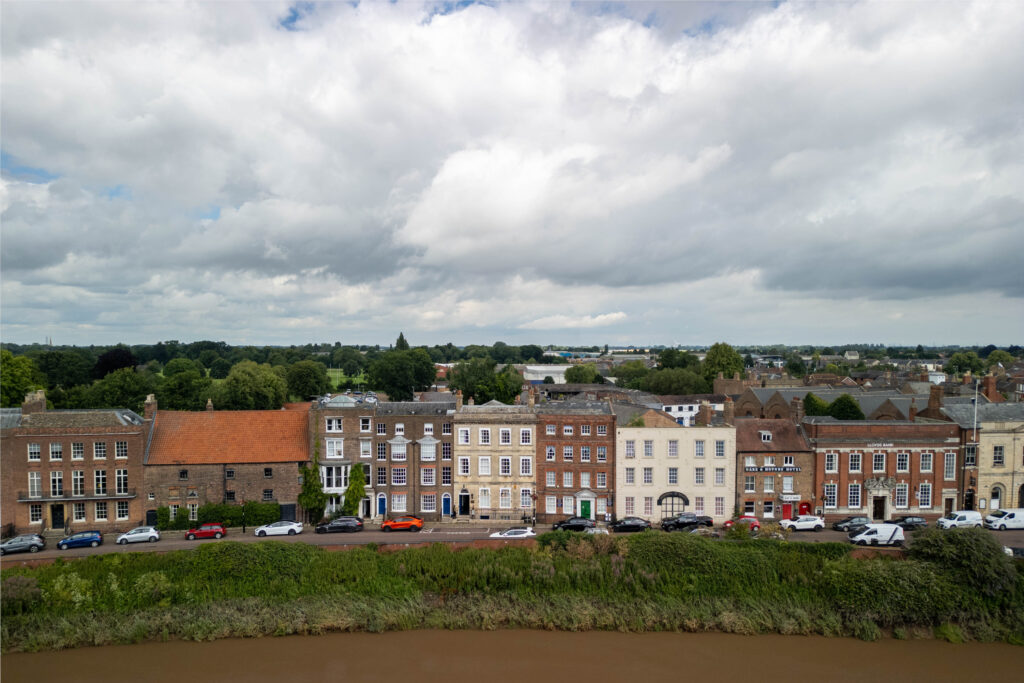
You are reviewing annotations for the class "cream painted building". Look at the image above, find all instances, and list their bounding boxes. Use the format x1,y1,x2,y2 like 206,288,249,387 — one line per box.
613,405,737,523
944,404,1024,511
452,401,537,522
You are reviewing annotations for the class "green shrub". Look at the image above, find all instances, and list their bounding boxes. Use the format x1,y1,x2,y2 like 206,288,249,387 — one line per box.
908,527,1016,601
1,575,42,614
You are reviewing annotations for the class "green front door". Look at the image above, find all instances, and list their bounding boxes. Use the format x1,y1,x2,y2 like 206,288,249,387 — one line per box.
580,500,591,519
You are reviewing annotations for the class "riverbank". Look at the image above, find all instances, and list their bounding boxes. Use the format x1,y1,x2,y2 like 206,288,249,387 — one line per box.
4,630,1024,683
2,530,1021,652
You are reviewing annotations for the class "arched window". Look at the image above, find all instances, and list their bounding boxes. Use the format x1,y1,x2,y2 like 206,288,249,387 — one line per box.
990,485,1004,510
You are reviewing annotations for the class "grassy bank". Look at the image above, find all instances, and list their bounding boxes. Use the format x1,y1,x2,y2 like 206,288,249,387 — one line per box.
2,530,1021,651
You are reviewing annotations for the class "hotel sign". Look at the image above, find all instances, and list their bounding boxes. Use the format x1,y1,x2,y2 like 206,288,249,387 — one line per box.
744,466,801,473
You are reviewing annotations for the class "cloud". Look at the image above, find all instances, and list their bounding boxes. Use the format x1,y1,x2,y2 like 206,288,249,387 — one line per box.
1,0,1022,345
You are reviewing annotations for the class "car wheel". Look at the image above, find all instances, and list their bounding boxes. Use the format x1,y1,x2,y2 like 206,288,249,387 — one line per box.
288,529,296,535
89,540,98,547
258,531,266,537
149,536,158,542
29,545,39,553
59,543,67,550
215,532,223,539
814,526,822,532
118,539,127,545
411,526,421,532
1000,524,1007,531
187,534,196,540
383,526,392,532
0,549,5,556
975,523,982,528
870,539,878,546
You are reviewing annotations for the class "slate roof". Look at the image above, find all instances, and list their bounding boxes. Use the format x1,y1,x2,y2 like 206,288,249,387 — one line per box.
536,400,613,415
376,401,455,416
657,394,728,405
735,418,812,453
1,408,23,430
17,409,145,428
941,403,1024,429
146,409,310,465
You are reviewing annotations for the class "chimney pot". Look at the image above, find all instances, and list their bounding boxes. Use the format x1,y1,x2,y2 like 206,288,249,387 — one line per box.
205,398,214,411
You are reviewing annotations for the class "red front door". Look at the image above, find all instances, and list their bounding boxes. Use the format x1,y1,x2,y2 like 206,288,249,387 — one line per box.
782,503,793,519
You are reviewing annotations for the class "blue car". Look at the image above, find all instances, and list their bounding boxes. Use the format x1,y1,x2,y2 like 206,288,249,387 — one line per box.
57,530,103,550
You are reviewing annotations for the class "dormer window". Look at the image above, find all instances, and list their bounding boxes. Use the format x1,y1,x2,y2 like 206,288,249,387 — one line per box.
760,431,772,442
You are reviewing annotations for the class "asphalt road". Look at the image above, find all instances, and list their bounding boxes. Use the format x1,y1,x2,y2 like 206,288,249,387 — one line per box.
5,524,1024,563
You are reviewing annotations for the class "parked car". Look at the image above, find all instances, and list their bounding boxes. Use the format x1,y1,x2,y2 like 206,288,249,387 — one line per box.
723,516,761,532
381,516,424,532
937,510,983,529
57,530,103,550
552,517,596,532
610,517,653,533
660,512,713,532
886,516,928,530
986,509,1024,530
116,526,160,544
255,520,303,537
186,523,226,540
780,515,825,532
0,534,45,555
1003,546,1024,559
831,516,871,532
584,527,610,535
315,517,364,534
489,527,536,538
849,523,905,547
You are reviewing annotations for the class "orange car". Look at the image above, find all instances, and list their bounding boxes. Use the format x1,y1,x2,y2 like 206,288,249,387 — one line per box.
381,515,424,532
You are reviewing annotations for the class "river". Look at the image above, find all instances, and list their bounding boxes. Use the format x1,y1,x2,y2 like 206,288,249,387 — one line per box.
2,630,1021,682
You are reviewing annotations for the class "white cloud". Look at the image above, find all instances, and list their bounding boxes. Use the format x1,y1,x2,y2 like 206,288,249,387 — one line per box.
520,312,628,330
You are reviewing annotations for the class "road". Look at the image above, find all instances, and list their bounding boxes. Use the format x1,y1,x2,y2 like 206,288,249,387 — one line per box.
5,524,1024,564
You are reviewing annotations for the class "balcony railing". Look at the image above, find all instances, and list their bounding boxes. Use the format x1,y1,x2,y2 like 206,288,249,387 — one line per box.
17,488,138,503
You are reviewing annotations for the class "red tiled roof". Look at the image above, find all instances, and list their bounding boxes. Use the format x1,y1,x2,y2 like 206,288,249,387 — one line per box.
282,402,312,411
148,410,310,465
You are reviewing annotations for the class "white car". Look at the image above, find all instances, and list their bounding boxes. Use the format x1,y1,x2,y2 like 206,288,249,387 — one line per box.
254,521,304,537
489,527,536,538
584,527,610,535
116,526,160,544
780,515,825,532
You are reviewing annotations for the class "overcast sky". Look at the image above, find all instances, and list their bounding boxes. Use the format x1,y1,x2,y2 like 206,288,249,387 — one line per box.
2,1,1022,348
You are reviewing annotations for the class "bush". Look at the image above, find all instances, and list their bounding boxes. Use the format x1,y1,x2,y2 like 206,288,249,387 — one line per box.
1,575,41,614
908,527,1016,601
154,502,281,530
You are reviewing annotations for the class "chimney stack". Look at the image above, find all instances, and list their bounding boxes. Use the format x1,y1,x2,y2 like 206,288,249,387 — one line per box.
144,394,158,420
790,397,805,425
723,397,735,426
982,375,1000,402
455,390,463,410
21,390,46,415
695,402,712,426
928,384,943,411
468,396,475,406
527,385,536,408
908,398,917,422
205,398,214,412
963,370,972,386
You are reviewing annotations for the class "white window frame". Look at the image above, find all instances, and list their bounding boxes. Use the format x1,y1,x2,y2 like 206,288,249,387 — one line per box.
458,457,470,476
519,457,532,476
643,440,654,458
849,452,861,473
580,472,591,488
391,467,407,486
30,503,43,523
624,468,634,485
478,428,491,445
325,439,345,459
563,471,573,488
95,501,108,521
872,452,886,473
624,497,634,516
421,493,436,513
520,428,532,445
824,483,837,509
596,472,607,488
326,417,343,433
520,488,532,508
763,476,774,493
715,440,725,458
28,443,41,461
28,472,42,498
546,446,556,461
920,452,933,473
668,440,678,458
668,467,679,485
50,442,63,461
72,442,84,460
392,493,407,512
895,483,909,509
848,483,861,509
597,425,607,436
499,456,512,476
499,428,511,445
624,441,635,458
73,502,86,522
478,457,491,476
421,467,436,486
918,482,932,509
360,417,371,433
825,453,837,473
597,446,607,462
580,424,591,436
695,467,705,485
944,452,956,481
546,471,557,487
546,496,557,514
563,425,573,436
391,442,407,461
479,488,491,509
420,442,436,462
695,440,705,458
744,475,755,493
896,452,910,473
714,468,725,486
546,424,556,435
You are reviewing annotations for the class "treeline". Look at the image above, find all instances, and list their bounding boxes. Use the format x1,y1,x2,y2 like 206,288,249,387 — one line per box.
1,528,1020,651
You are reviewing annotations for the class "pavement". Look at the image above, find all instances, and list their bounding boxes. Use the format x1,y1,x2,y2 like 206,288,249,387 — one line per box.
5,524,1024,565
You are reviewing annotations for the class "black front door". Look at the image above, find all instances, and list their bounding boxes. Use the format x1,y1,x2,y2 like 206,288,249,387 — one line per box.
146,509,158,526
50,504,65,529
872,496,886,521
964,490,975,510
280,504,296,522
458,493,470,516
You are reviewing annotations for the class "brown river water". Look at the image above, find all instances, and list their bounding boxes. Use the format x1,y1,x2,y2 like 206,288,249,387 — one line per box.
2,630,1022,682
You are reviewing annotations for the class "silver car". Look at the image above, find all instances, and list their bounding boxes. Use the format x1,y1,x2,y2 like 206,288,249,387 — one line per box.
254,520,303,537
1,534,46,555
116,526,161,544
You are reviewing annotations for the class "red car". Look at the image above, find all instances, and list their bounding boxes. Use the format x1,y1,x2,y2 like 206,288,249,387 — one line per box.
381,516,424,532
723,516,761,532
186,523,226,540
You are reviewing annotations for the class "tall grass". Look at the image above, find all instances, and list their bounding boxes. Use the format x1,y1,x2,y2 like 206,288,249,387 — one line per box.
2,532,1021,652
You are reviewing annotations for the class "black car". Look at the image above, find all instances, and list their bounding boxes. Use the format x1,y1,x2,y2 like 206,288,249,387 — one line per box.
0,534,45,555
661,512,714,532
315,516,364,534
886,516,927,530
609,517,652,533
552,517,596,532
831,516,870,532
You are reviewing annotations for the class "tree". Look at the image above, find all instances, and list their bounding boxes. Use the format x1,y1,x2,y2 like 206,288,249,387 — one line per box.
658,349,699,370
88,367,159,413
163,357,203,378
565,364,601,384
702,342,744,383
641,368,709,395
986,350,1015,368
1,350,40,407
408,348,437,389
157,370,212,411
93,346,138,379
286,360,330,399
448,358,523,404
785,354,806,378
342,463,366,516
803,392,830,416
34,350,91,389
394,332,410,351
215,361,287,410
298,443,328,523
209,357,232,379
520,344,544,363
367,352,417,401
543,376,555,384
945,352,985,376
614,360,650,388
908,527,1016,600
332,346,365,376
827,394,865,420
197,349,221,368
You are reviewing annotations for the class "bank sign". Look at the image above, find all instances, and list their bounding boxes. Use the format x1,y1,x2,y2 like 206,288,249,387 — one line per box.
744,466,801,472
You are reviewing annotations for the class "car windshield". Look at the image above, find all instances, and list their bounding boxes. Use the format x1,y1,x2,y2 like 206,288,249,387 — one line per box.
990,510,1008,518
942,513,958,520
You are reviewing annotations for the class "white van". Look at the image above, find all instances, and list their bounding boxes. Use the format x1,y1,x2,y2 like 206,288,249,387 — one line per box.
937,510,983,529
985,509,1024,530
849,523,905,547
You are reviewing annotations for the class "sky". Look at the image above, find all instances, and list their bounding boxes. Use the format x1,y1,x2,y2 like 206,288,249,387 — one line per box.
1,0,1022,348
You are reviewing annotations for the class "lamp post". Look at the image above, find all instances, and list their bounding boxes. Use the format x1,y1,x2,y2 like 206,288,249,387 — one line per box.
241,499,246,534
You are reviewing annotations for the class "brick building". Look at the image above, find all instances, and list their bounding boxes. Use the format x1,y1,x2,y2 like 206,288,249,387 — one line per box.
613,403,736,524
312,394,457,521
452,400,537,522
803,418,961,522
735,418,814,520
144,397,310,523
535,399,616,523
1,390,148,534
